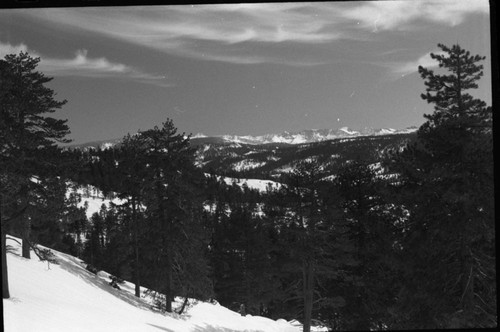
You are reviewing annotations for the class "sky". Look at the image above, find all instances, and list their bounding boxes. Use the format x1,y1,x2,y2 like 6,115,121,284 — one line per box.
0,0,492,145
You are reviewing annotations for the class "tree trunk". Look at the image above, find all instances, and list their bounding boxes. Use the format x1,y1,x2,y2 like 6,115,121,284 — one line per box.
89,235,94,266
132,196,141,298
177,295,189,315
2,231,10,299
21,217,31,259
1,194,9,298
302,259,314,332
76,232,82,258
165,229,174,313
20,191,30,259
156,180,173,313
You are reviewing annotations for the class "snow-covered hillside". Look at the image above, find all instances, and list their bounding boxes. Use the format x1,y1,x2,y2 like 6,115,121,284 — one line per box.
3,236,327,332
67,185,127,219
218,176,281,192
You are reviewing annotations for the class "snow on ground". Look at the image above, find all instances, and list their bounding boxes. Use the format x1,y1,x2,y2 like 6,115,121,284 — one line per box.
4,236,327,332
67,185,127,219
231,160,267,172
368,162,384,176
221,177,281,192
71,178,281,222
204,174,281,192
274,165,293,174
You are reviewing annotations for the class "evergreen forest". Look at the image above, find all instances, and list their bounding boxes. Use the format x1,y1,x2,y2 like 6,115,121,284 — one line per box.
1,44,495,331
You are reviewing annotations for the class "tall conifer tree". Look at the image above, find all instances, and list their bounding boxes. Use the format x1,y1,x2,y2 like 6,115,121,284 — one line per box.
1,52,70,298
388,44,494,328
134,119,208,312
273,160,330,332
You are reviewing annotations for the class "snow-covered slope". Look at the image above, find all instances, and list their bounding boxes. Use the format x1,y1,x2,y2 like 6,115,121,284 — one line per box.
218,176,281,192
205,173,281,192
3,236,326,332
67,184,126,219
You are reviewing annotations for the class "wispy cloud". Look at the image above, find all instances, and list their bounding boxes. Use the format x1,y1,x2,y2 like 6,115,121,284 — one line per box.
171,3,344,44
392,50,446,75
10,4,352,66
13,3,344,65
340,0,488,32
0,42,172,87
5,0,489,66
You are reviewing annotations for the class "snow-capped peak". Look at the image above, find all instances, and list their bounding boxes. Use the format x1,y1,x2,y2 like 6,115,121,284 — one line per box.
213,126,416,145
72,127,417,150
339,127,358,135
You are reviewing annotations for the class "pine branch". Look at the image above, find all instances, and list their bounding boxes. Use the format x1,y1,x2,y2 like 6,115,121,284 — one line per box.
6,236,22,246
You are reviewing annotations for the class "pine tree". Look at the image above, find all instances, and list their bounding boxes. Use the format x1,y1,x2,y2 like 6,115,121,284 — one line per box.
273,160,331,332
208,183,277,316
27,175,69,251
328,160,403,330
134,119,207,312
172,202,213,312
84,211,106,268
63,194,88,258
1,52,70,299
387,44,494,328
114,134,149,297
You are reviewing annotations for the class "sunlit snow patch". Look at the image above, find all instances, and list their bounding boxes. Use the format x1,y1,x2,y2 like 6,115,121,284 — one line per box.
3,236,327,331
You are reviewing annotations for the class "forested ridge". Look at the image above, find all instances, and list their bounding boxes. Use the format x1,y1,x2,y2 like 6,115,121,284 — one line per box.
1,44,494,331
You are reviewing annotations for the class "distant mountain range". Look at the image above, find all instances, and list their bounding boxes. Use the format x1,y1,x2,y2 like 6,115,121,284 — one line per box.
194,126,418,145
65,126,418,180
67,126,418,151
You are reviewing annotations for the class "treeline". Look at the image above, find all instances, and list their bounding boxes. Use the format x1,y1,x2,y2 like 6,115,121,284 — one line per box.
1,44,494,331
